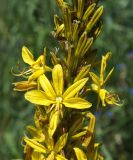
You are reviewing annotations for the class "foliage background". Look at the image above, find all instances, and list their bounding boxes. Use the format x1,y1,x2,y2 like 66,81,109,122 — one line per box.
0,0,133,159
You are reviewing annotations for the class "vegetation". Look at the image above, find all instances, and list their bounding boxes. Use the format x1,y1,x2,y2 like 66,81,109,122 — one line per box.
0,0,133,159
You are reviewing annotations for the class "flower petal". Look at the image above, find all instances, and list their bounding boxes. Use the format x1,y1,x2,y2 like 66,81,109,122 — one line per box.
63,97,92,109
99,89,107,106
48,110,60,137
82,113,95,147
89,72,99,85
74,148,87,160
54,133,68,153
71,131,87,140
24,137,47,153
39,75,56,98
28,69,44,81
100,52,111,84
35,55,45,66
25,90,54,106
63,78,88,99
104,67,114,84
13,81,37,91
52,64,64,96
56,154,67,160
32,151,45,160
74,65,90,82
22,46,35,65
91,83,98,92
26,125,45,142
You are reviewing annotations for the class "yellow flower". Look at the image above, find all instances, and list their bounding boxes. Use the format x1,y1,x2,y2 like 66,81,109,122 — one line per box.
13,81,37,91
25,64,92,110
90,52,120,107
24,132,68,159
21,46,51,81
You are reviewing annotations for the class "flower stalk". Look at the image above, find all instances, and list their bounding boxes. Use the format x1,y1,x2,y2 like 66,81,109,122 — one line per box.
13,0,120,159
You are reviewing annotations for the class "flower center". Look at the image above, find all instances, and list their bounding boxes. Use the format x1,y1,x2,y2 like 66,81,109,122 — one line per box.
56,97,63,103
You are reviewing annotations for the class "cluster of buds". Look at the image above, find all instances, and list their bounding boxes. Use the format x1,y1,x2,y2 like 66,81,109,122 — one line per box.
13,0,120,159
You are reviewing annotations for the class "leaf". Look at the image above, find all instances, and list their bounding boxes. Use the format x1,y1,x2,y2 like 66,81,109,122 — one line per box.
63,78,88,99
52,64,64,96
22,46,34,65
39,75,56,98
74,148,87,160
24,137,47,153
54,133,68,153
25,90,54,106
63,97,92,109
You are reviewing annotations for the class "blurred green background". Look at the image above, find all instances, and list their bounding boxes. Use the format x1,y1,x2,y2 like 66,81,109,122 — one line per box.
0,0,133,159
